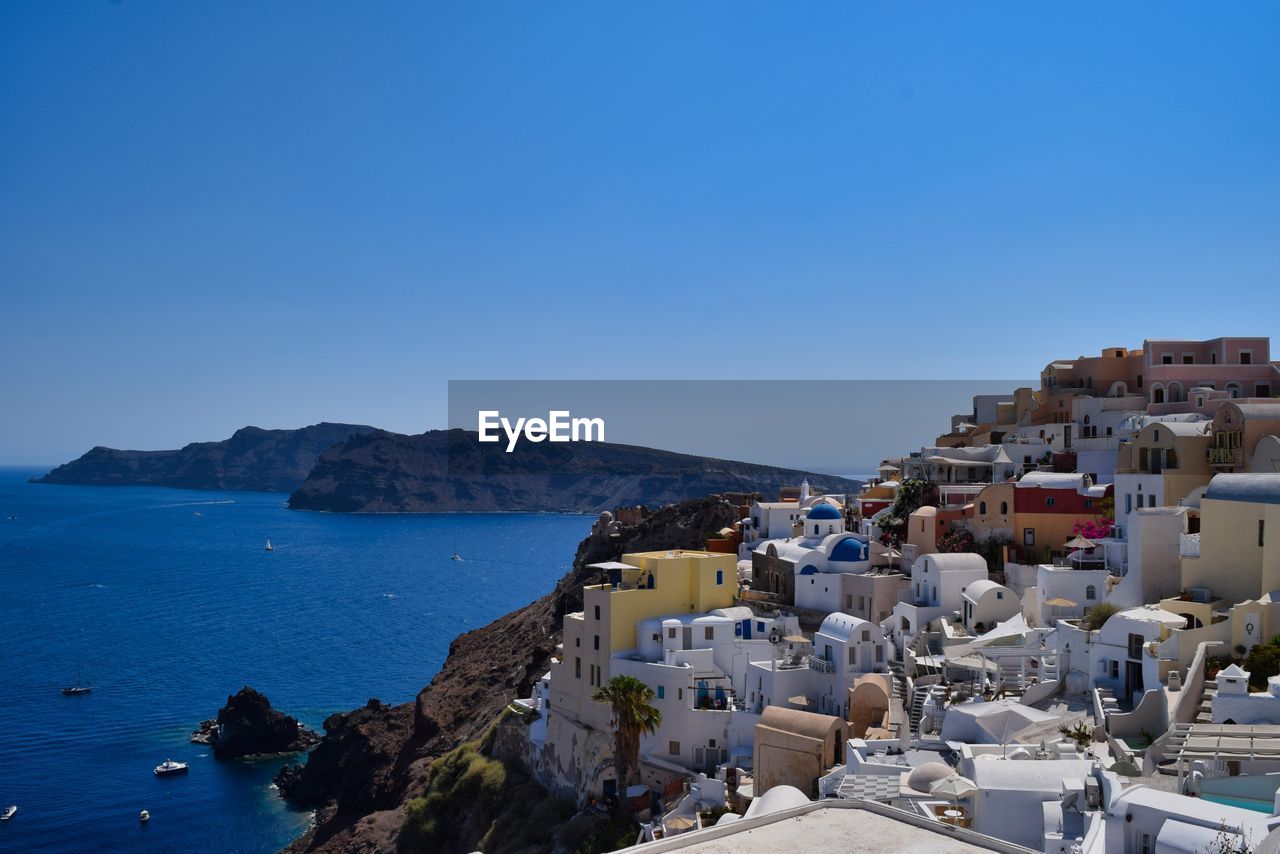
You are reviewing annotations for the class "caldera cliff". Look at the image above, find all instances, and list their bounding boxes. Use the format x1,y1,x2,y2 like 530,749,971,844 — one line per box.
274,493,753,853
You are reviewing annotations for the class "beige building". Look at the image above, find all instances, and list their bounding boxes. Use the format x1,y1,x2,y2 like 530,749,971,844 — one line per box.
753,706,847,799
1180,475,1280,610
1208,401,1280,474
1113,421,1212,527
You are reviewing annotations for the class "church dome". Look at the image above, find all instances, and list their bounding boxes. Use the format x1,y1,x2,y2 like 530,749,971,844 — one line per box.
806,503,842,521
829,537,868,563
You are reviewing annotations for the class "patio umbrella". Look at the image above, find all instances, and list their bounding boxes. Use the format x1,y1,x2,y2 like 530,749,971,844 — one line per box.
976,705,1044,757
1065,535,1096,551
929,774,978,806
1044,596,1078,621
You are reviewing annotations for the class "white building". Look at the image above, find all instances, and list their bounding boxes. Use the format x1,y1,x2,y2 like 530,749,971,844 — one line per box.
746,613,891,720
889,552,989,643
1213,664,1280,725
611,607,802,776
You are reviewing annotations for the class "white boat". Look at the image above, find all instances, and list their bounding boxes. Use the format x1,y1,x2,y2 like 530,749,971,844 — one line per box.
139,809,150,823
153,759,189,777
1,805,15,821
451,552,462,561
264,539,274,552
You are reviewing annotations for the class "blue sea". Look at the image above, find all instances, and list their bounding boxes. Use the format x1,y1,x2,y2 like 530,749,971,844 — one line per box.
0,467,590,853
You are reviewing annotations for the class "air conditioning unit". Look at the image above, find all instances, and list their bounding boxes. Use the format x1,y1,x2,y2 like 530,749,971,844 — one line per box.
1189,587,1212,604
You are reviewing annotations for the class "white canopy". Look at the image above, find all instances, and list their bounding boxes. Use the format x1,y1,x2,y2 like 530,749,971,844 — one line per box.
968,614,1033,649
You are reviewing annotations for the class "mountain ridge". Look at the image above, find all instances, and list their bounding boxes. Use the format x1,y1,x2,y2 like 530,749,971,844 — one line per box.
287,427,862,513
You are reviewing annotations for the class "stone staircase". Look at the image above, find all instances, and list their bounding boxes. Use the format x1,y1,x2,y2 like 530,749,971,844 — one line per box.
1195,679,1218,724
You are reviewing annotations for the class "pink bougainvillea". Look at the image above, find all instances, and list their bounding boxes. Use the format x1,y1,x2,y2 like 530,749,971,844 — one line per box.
1071,519,1113,540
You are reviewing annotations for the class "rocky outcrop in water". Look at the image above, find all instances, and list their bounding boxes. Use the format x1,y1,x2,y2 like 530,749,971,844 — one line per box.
35,423,375,493
193,687,320,758
288,427,858,513
275,493,751,853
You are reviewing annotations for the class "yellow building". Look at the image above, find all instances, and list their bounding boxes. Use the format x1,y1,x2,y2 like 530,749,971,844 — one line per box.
1180,475,1280,609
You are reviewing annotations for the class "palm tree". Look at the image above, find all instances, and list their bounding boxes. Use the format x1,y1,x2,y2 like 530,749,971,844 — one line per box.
593,674,662,810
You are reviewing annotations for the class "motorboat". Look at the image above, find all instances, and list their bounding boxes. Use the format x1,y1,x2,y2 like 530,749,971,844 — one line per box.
139,809,150,823
1,805,15,821
153,759,189,777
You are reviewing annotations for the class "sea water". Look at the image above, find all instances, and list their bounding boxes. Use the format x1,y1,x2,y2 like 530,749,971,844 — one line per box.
0,468,590,852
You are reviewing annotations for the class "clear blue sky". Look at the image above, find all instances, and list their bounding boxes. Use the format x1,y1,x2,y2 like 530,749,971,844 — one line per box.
2,2,1277,464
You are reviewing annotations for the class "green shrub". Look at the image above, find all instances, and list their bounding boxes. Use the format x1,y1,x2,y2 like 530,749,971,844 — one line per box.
1083,602,1121,631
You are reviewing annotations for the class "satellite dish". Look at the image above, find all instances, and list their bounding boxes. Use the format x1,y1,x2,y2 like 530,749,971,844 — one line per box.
768,627,784,645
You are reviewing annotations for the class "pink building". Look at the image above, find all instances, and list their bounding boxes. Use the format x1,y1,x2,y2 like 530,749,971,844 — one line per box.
1142,337,1279,405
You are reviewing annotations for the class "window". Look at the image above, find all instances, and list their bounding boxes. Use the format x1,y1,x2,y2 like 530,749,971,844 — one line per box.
1086,585,1097,601
1261,520,1267,548
848,647,857,665
715,569,724,586
1241,350,1253,365
1046,496,1056,508
996,591,1004,599
1259,384,1272,398
669,741,680,756
576,637,581,647
1110,660,1119,679
861,630,870,642
1128,633,1144,658
594,635,600,650
1137,373,1143,388
876,645,884,662
814,525,819,535
1084,499,1093,509
657,686,665,699
679,688,683,700
667,627,677,639
1125,495,1132,514
757,621,765,633
1182,354,1194,364
979,501,987,514
1161,353,1173,364
704,627,714,641
575,657,581,678
1148,494,1157,508
846,594,853,608
1000,501,1008,515
1024,528,1035,546
594,605,600,620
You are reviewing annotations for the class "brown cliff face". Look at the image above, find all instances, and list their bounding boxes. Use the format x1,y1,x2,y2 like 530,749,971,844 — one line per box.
278,493,754,853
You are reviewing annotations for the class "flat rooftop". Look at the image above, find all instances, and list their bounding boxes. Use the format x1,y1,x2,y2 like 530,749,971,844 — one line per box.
652,804,1007,853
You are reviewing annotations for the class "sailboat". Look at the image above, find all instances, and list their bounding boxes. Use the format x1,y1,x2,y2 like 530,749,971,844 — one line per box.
450,534,461,561
62,661,91,696
264,539,274,552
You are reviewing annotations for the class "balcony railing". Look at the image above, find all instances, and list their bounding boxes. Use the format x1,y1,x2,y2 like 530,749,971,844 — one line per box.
1207,447,1240,467
809,656,837,674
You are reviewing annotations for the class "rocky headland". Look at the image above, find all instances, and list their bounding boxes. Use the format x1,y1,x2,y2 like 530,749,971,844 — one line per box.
192,686,320,758
273,493,752,853
35,423,375,492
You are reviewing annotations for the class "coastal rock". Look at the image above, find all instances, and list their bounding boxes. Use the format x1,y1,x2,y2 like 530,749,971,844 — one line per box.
200,687,320,758
34,422,375,493
278,493,749,852
287,427,858,513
